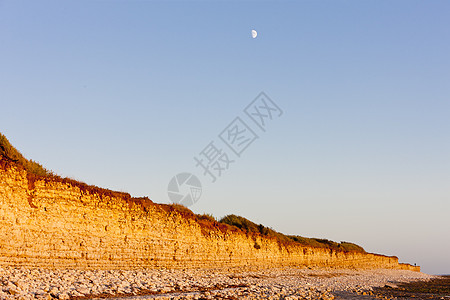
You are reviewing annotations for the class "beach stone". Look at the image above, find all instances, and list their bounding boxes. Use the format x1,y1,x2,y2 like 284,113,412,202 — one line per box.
0,266,436,300
384,283,398,288
57,292,70,300
35,293,53,300
48,286,59,296
17,294,35,300
7,287,19,295
76,286,90,295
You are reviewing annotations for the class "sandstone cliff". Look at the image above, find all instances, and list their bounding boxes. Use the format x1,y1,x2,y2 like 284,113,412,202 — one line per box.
0,154,419,271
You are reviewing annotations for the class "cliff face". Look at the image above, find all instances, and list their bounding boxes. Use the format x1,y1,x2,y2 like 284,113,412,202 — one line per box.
0,157,419,271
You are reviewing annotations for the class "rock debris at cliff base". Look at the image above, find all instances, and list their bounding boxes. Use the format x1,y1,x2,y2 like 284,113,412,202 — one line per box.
0,267,433,300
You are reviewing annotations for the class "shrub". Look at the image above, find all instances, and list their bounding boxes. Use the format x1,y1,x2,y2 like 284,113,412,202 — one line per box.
160,203,195,219
0,133,51,177
220,213,366,253
0,132,131,200
339,241,366,253
196,213,216,223
219,214,259,233
0,131,367,254
220,215,290,243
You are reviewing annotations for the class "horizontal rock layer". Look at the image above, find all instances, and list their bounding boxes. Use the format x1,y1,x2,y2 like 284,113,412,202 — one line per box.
0,157,419,271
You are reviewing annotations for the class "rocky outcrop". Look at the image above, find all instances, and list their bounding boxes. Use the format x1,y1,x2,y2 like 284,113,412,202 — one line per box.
0,156,419,271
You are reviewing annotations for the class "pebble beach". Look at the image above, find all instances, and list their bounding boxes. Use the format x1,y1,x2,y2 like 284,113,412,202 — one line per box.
0,267,434,300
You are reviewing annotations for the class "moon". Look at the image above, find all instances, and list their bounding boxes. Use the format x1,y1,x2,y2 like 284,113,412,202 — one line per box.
251,29,257,39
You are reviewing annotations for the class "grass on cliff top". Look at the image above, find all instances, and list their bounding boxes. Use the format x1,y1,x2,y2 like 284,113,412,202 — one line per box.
0,133,51,177
159,204,238,233
161,207,366,253
219,214,366,253
0,132,365,253
0,132,131,199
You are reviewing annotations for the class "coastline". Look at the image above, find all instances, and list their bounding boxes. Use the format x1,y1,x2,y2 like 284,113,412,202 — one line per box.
0,157,419,273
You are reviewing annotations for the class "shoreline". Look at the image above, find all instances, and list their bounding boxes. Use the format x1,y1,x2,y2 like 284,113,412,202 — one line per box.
0,267,434,300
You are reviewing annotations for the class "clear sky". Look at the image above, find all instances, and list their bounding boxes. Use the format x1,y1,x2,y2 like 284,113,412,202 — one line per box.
1,1,449,274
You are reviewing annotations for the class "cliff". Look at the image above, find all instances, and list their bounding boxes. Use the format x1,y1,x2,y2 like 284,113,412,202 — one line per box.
0,152,419,271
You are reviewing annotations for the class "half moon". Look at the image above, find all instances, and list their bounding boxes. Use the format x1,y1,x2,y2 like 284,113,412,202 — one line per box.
251,30,257,39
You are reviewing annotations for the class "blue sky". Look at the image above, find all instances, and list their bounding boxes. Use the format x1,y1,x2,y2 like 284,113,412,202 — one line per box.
1,1,449,274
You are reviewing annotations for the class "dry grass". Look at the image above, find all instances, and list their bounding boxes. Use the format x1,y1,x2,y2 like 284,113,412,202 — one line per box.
1,131,366,254
0,133,51,177
0,132,131,200
219,214,365,253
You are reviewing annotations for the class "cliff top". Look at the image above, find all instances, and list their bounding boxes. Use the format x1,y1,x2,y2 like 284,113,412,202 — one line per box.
0,132,367,254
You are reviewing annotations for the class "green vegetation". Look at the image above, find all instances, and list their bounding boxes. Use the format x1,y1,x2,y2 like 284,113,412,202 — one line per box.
220,214,365,253
289,236,366,252
0,132,130,199
0,133,51,177
338,241,366,252
1,132,366,254
196,213,216,223
219,214,290,242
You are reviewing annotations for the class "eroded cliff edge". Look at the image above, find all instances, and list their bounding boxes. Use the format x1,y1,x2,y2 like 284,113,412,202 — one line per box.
0,154,419,271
